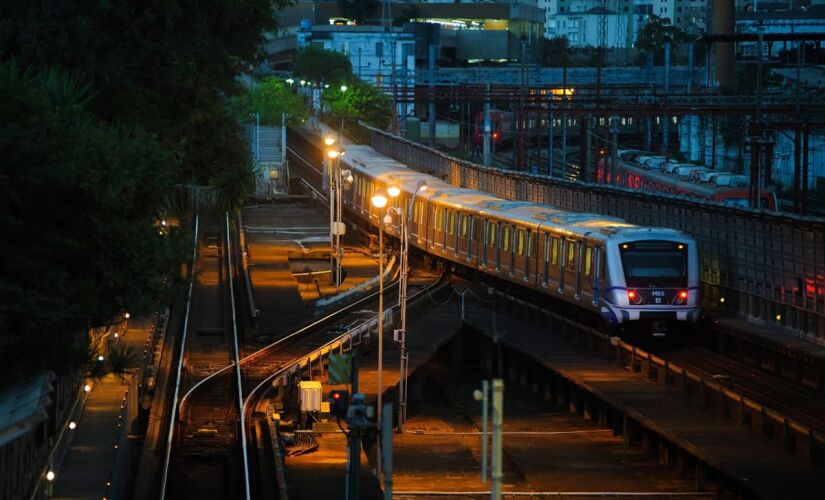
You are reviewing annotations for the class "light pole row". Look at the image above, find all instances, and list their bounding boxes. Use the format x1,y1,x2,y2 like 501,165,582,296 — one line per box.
324,137,352,288
368,178,427,485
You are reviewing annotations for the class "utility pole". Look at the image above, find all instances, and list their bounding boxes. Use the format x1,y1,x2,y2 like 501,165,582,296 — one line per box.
561,64,568,178
662,41,671,156
491,379,504,500
428,44,437,147
483,84,491,166
610,117,619,184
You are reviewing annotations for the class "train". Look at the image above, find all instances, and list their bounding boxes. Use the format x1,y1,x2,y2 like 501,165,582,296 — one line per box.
471,110,648,150
337,145,701,335
597,150,779,211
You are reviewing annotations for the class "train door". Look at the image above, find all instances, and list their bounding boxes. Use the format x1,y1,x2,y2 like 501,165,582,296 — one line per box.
488,221,499,270
513,227,526,281
457,213,469,259
562,239,581,300
580,243,594,303
430,206,439,250
540,233,550,288
480,220,489,268
470,216,483,267
499,225,511,275
443,210,452,254
590,245,602,306
494,222,502,271
454,212,462,258
558,238,568,294
442,209,450,253
465,215,476,264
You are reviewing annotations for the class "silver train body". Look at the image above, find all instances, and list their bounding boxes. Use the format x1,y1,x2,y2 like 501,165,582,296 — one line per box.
338,145,701,330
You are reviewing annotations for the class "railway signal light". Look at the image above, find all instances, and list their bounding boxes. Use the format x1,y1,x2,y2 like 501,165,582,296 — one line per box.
329,390,349,417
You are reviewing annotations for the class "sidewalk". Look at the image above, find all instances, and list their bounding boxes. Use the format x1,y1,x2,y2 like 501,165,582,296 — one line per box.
52,320,154,500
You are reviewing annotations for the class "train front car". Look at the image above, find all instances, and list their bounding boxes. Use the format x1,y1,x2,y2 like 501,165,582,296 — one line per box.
602,229,700,336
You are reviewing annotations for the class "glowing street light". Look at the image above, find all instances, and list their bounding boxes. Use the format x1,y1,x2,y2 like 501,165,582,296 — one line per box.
369,189,389,478
388,180,427,430
341,84,348,92
46,471,55,482
324,136,336,147
69,421,77,430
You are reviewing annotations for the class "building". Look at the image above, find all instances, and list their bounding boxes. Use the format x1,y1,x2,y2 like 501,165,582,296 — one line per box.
547,7,630,47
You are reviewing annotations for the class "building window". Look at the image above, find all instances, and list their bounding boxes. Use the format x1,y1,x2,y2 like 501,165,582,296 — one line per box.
375,42,383,58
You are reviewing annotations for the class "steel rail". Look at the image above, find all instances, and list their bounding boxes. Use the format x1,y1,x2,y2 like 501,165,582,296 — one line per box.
159,215,199,500
241,275,446,494
227,212,252,500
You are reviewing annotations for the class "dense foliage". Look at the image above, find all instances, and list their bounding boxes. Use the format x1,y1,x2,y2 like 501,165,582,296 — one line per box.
635,15,688,66
294,45,354,85
323,76,392,142
229,77,308,125
0,0,287,379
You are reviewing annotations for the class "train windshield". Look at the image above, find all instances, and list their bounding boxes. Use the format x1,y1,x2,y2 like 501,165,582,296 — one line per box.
619,240,687,288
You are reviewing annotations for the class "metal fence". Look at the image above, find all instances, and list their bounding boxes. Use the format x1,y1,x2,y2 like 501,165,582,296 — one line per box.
366,125,825,344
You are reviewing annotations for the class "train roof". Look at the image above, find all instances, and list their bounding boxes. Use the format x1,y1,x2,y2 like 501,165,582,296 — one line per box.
342,145,686,242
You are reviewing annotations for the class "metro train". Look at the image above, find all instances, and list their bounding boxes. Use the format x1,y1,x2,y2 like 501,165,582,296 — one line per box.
338,145,701,335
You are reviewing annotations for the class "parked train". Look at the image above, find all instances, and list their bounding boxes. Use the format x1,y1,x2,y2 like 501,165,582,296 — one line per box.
471,110,649,150
338,145,701,335
597,150,779,211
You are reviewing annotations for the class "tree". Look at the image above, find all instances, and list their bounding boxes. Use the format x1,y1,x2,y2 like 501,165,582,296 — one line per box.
635,16,688,66
538,36,570,67
294,45,353,85
229,77,307,124
323,80,391,141
337,0,378,25
0,62,185,380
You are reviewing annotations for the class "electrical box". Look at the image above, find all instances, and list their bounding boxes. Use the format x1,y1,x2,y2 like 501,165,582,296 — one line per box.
298,380,322,412
332,222,346,236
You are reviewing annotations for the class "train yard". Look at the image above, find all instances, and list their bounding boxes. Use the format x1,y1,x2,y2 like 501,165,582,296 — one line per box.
265,124,824,498
44,121,824,500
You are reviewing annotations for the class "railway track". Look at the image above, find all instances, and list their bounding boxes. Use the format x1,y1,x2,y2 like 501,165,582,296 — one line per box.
161,214,248,500
658,345,825,435
242,269,445,499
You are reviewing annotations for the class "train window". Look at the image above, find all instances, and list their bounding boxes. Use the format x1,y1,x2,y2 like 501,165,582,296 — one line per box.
489,222,496,246
551,238,559,265
447,212,454,235
566,241,576,271
461,215,468,237
584,247,592,276
502,226,510,251
517,229,525,256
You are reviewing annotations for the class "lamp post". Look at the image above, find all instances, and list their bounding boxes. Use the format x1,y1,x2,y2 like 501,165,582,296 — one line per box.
337,168,353,286
370,189,389,481
393,180,427,430
324,137,337,285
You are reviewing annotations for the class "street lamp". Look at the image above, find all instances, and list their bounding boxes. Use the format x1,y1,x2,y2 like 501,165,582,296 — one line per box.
369,189,388,479
327,146,347,287
387,180,427,430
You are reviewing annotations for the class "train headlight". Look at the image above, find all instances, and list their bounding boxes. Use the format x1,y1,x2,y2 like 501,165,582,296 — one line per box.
627,290,642,305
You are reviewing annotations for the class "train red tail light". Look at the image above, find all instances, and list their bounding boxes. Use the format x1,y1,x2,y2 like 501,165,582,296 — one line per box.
675,290,688,305
627,290,642,305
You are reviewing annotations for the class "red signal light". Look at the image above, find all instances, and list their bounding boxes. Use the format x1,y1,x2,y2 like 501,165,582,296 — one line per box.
333,392,340,399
